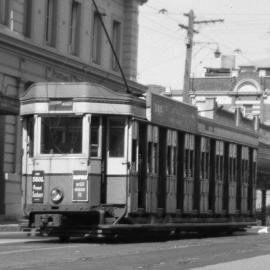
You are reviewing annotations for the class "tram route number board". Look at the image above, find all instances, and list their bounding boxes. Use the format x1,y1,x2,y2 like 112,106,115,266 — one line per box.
72,171,88,202
32,171,44,203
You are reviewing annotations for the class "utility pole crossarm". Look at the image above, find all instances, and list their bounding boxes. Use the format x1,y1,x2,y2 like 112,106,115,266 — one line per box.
179,23,199,33
194,19,224,24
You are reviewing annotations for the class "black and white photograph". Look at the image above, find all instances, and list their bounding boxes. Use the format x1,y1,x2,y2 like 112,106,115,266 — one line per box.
1,0,270,269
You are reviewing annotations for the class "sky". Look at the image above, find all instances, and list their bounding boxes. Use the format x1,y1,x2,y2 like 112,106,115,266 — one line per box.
137,0,270,89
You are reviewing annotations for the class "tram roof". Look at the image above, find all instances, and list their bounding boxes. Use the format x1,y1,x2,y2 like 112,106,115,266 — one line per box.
20,82,146,118
21,82,145,104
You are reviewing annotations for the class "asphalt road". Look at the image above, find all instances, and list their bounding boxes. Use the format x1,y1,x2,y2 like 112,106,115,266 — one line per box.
0,228,270,270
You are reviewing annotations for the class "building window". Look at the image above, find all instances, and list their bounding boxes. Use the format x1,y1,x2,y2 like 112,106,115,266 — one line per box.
69,0,81,56
0,0,10,26
91,11,102,64
111,20,121,71
24,0,32,38
45,0,57,47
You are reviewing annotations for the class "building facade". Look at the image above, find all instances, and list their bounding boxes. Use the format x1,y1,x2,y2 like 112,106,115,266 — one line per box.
0,0,147,219
190,58,270,123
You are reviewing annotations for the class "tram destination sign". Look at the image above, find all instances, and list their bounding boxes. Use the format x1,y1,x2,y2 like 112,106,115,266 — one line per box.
146,92,198,133
49,99,73,111
32,171,44,203
72,170,88,202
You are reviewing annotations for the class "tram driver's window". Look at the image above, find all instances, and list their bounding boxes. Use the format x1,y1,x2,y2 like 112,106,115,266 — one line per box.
109,118,125,157
41,116,82,154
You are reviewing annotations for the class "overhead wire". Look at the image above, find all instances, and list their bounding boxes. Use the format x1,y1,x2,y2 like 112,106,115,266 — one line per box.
139,2,270,83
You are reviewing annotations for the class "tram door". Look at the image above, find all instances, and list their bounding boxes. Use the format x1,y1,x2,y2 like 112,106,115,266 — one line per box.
137,122,147,209
129,121,147,212
158,127,167,209
106,117,128,204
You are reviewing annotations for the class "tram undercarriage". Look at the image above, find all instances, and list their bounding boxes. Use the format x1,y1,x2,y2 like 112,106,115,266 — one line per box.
29,204,256,239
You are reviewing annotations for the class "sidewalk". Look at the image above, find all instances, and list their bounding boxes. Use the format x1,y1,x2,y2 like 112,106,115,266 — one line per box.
0,218,28,232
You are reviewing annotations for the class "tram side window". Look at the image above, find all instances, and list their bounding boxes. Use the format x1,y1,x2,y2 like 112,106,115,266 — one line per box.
147,141,153,173
90,116,100,157
229,144,237,182
131,121,138,171
132,139,138,170
153,142,158,174
41,116,82,154
184,134,195,177
241,147,249,183
108,118,125,157
167,130,177,176
172,144,177,175
215,141,224,181
147,126,158,174
26,116,34,157
200,137,210,179
252,150,257,184
167,145,172,175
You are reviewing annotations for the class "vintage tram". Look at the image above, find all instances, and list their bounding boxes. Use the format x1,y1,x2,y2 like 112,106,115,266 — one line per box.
20,82,258,239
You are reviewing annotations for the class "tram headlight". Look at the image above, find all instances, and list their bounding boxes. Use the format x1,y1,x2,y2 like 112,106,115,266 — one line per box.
50,188,64,204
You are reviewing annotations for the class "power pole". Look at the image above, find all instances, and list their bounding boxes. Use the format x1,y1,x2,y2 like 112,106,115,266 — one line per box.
179,10,224,104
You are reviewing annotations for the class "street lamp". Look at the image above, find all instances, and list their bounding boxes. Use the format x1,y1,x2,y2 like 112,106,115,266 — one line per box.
214,47,221,58
194,41,222,58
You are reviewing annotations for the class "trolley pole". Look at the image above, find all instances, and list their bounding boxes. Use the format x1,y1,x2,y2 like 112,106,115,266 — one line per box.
179,10,224,104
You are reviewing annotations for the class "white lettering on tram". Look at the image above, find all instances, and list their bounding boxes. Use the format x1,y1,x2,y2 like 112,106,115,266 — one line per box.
32,177,44,182
32,192,43,198
73,175,87,180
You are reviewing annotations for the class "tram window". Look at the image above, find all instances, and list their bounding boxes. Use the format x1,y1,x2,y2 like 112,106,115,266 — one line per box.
189,149,194,177
252,150,257,184
184,134,194,178
153,142,158,174
41,116,82,154
132,139,138,170
172,146,177,175
26,116,34,157
167,145,172,175
229,144,237,182
200,137,210,179
215,141,224,181
108,118,125,157
147,142,152,173
241,147,249,183
90,116,100,157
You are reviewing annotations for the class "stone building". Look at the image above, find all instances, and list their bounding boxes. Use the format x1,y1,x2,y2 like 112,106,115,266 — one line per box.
0,0,147,219
190,56,270,123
